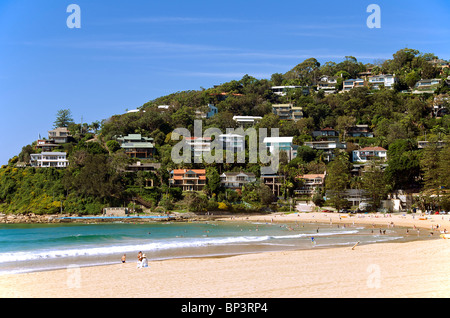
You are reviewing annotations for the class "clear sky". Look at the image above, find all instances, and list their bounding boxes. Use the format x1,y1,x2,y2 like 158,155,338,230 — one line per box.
0,0,449,165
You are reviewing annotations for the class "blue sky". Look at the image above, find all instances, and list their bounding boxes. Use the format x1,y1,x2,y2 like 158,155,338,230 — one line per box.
0,0,449,165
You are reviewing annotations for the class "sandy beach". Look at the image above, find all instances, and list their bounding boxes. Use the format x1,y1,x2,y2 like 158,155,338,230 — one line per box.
1,212,449,298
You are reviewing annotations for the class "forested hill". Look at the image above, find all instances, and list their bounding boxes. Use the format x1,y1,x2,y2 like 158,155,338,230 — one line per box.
1,48,450,215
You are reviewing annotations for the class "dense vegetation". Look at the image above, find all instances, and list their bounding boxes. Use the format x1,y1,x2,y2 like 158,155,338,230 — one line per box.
1,48,449,215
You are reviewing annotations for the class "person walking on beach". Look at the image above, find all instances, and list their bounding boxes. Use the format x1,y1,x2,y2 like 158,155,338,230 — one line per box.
121,254,126,263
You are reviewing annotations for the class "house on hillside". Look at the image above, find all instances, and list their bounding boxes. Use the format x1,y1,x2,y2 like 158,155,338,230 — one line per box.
48,127,71,144
271,85,309,96
342,78,364,92
312,128,339,140
272,104,303,121
35,139,59,152
417,140,446,149
294,173,326,197
368,74,397,90
117,134,155,159
347,125,374,138
220,171,256,190
233,115,262,127
184,136,212,158
169,169,206,192
30,152,69,168
304,140,346,161
263,136,298,161
352,146,387,162
195,104,218,119
218,133,245,152
317,76,337,94
260,173,284,197
413,78,442,94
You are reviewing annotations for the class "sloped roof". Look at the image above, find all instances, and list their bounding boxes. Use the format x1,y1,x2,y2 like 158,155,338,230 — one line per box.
357,146,387,151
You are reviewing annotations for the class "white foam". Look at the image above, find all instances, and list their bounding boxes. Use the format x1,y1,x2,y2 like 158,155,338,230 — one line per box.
0,230,360,263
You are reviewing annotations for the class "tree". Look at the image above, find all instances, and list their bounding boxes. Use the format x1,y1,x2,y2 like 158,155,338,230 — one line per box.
285,58,320,85
106,140,121,153
438,142,450,210
361,162,388,210
270,73,284,86
204,167,222,197
54,109,74,128
385,139,421,190
420,141,442,210
296,146,317,163
336,115,356,141
185,192,208,212
258,183,275,206
90,121,101,133
325,154,351,211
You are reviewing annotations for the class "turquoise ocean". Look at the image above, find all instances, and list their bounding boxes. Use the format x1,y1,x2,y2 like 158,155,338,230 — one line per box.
0,219,434,274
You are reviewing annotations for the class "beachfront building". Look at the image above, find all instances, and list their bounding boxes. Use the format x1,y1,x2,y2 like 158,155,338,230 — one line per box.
218,133,245,152
48,127,71,144
352,146,387,163
169,169,206,192
272,104,303,121
263,136,298,162
233,115,262,127
117,134,155,159
294,173,326,197
368,74,397,90
30,152,69,168
220,172,256,190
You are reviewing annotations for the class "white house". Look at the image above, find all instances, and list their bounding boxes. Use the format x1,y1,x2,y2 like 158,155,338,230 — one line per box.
368,74,397,89
271,85,303,96
317,76,337,94
352,146,387,162
184,137,212,157
220,171,256,189
263,136,297,161
30,152,69,168
218,133,245,152
233,115,262,127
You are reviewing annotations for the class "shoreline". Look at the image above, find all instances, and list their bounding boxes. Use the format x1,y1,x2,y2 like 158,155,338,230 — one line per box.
220,211,450,233
1,212,449,298
2,211,449,231
1,238,449,298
